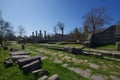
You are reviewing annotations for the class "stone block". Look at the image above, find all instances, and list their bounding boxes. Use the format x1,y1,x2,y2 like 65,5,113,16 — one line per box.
17,56,41,69
22,60,41,73
10,51,29,55
32,69,49,76
11,55,30,61
38,75,48,80
48,74,60,80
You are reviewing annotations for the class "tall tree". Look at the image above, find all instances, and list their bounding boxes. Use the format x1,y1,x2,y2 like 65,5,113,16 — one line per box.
57,21,64,37
53,26,58,34
17,25,26,40
83,7,112,33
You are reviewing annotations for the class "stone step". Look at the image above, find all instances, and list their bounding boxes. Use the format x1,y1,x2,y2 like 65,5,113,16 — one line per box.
22,60,41,73
17,55,42,69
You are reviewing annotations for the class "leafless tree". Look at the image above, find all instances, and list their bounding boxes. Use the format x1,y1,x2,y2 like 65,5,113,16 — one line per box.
83,7,112,33
57,21,64,37
53,26,58,34
17,25,26,40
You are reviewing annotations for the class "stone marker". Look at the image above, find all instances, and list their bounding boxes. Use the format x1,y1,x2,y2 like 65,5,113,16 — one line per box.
48,74,60,80
116,42,120,51
32,69,49,76
22,60,41,73
38,75,48,80
17,56,41,69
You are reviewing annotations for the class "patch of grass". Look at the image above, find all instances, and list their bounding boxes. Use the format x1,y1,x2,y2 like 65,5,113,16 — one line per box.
0,47,37,80
42,59,88,80
92,44,116,50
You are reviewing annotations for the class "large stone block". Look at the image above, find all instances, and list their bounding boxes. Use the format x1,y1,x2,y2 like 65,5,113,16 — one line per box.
22,60,41,73
10,51,29,55
116,42,120,51
48,74,60,80
17,56,41,69
11,55,30,61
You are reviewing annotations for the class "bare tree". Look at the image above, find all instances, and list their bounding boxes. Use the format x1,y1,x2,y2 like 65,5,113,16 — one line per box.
53,26,58,34
57,21,64,37
17,25,26,40
83,7,112,33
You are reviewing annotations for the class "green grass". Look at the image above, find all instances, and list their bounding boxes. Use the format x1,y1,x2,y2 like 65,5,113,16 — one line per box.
0,42,120,80
92,44,116,50
0,47,37,80
42,59,88,80
29,43,120,78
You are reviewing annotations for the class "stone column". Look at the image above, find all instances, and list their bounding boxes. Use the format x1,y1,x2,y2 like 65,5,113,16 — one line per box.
36,31,38,37
32,32,34,37
44,31,46,40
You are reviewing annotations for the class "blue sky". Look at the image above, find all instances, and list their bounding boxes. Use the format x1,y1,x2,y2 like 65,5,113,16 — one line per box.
0,0,120,36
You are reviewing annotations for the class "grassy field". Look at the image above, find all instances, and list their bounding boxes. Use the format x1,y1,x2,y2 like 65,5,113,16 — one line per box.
0,42,120,80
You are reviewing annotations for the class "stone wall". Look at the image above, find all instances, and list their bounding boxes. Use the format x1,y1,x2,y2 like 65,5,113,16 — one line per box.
92,25,116,44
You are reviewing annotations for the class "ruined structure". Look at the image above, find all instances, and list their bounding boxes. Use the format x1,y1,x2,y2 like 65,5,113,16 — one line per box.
84,25,120,47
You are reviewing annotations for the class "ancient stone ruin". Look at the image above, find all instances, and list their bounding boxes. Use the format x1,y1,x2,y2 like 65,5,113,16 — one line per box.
84,25,120,49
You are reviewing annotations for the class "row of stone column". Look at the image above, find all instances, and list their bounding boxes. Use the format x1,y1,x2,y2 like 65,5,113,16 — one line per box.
32,30,46,39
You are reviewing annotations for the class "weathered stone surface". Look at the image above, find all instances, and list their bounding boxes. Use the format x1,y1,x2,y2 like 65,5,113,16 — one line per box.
62,64,68,67
22,60,41,73
11,55,30,61
10,51,29,55
90,74,108,80
17,56,41,69
89,63,99,69
110,75,120,80
48,74,60,80
38,75,48,80
68,67,90,78
53,59,62,64
32,69,49,76
116,42,120,51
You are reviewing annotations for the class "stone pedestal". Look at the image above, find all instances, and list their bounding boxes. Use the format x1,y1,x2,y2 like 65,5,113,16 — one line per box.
116,42,120,51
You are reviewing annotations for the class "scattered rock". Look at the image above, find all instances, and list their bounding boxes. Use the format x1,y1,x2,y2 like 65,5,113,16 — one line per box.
38,75,48,80
32,69,49,76
53,59,62,64
110,75,120,80
62,64,68,67
48,74,60,80
89,63,99,69
68,67,90,78
90,74,108,80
